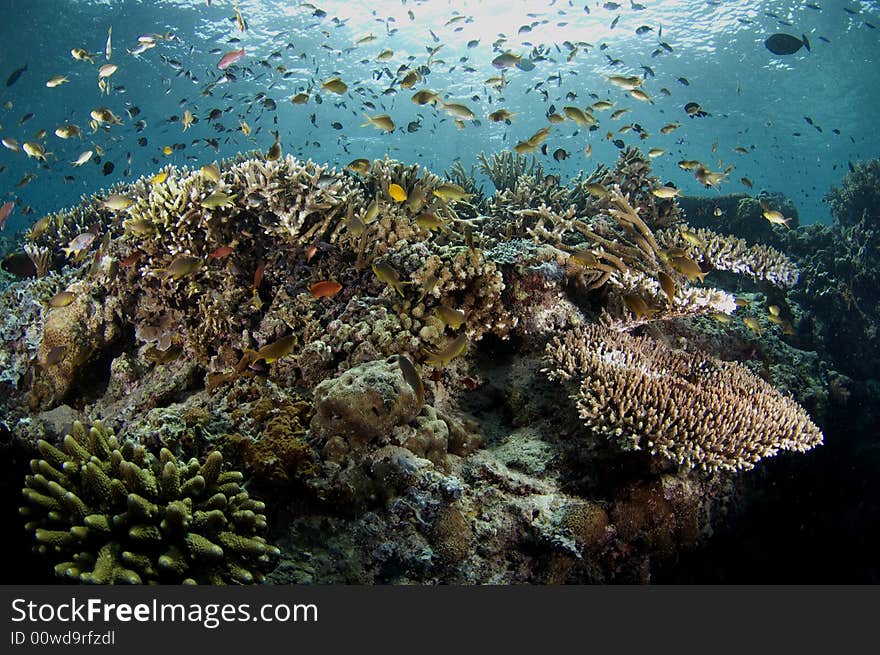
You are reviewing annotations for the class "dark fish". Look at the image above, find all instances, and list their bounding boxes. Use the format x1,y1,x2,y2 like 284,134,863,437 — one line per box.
102,161,115,175
684,102,709,118
331,121,343,130
1,251,36,278
677,77,690,85
137,137,147,147
516,58,535,71
552,148,569,161
764,33,810,55
6,64,27,87
406,120,421,133
612,139,625,149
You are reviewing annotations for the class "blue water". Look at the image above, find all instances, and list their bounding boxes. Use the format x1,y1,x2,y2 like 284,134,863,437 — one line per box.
0,0,878,235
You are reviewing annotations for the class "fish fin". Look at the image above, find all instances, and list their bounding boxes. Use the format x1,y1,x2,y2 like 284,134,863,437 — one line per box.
802,34,811,51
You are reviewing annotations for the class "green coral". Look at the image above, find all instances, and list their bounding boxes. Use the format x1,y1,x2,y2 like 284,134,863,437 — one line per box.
20,420,278,584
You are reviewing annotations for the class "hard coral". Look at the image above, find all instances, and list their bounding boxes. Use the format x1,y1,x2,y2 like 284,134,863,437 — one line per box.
21,420,278,584
545,324,823,472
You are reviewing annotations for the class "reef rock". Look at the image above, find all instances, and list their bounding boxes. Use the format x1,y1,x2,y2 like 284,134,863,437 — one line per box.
311,356,422,444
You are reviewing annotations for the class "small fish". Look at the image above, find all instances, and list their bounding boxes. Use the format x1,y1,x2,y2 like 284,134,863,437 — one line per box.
218,48,245,69
44,345,68,366
441,102,475,120
660,123,681,134
422,332,469,367
388,183,407,203
6,64,27,87
623,293,656,320
71,48,95,63
151,171,168,184
45,75,69,88
553,148,569,161
491,52,522,69
487,108,516,122
266,134,282,160
0,201,14,230
62,232,97,259
432,183,472,201
435,305,467,329
48,291,76,308
321,77,348,94
658,271,676,306
670,256,707,282
309,280,343,298
290,92,310,104
415,212,446,232
162,255,202,280
680,229,703,247
412,89,440,105
201,163,221,183
741,177,754,189
347,158,371,174
361,113,394,131
762,209,791,228
200,191,236,209
208,245,234,259
743,317,763,334
648,148,664,158
245,334,296,364
372,262,408,297
97,63,117,78
101,194,134,211
397,355,424,407
586,183,609,198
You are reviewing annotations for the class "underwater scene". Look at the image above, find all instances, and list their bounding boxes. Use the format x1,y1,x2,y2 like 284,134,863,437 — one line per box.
0,0,878,584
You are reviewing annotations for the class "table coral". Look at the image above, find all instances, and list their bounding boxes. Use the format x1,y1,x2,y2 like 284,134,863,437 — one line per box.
544,324,823,472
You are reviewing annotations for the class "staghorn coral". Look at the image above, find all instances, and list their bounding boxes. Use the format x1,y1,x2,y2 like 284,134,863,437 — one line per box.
477,150,545,192
658,225,799,288
21,419,278,584
544,324,823,472
525,187,737,329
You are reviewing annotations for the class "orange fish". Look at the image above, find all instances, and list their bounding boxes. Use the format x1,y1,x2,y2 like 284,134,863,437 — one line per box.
253,262,265,290
208,245,234,259
305,245,318,262
217,48,245,70
309,280,342,298
0,201,14,230
119,251,141,268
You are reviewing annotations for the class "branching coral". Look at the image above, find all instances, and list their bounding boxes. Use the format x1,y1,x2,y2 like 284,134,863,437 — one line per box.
544,324,823,472
21,420,278,584
658,225,799,288
477,151,544,192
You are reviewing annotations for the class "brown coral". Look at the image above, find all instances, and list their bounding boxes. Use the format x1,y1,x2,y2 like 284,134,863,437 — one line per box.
545,324,823,472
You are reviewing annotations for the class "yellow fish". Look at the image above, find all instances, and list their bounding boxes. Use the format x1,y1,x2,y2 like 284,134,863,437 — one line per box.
422,332,469,367
388,183,407,203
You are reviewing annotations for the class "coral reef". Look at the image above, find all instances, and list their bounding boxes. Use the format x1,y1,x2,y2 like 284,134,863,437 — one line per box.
1,145,835,585
21,420,278,584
